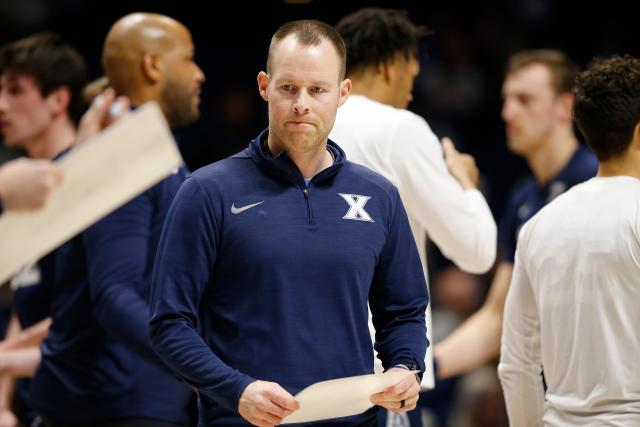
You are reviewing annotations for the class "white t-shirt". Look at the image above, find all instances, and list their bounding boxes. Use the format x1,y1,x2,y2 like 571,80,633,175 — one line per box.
499,176,640,426
330,95,497,388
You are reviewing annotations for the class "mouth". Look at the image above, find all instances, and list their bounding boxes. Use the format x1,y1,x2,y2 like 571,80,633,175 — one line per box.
286,121,314,128
505,125,519,136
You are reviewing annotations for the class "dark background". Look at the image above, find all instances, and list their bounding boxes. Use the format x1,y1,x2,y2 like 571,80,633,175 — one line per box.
1,2,637,423
1,0,638,217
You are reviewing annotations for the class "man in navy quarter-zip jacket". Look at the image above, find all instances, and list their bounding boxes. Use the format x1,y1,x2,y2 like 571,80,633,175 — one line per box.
29,13,205,427
150,20,429,427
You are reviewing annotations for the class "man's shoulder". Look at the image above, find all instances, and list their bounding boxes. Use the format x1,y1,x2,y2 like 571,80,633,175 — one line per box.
177,149,255,202
520,181,587,239
573,144,598,166
541,179,591,215
564,145,598,182
506,175,537,206
373,102,427,129
191,149,252,182
340,95,426,126
148,164,188,195
341,160,399,199
334,97,435,160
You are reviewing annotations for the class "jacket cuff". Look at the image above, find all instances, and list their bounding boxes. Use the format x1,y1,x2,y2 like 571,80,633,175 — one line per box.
387,356,423,382
230,375,258,414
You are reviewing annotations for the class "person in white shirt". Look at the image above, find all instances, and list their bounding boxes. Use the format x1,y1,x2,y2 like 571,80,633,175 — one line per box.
499,54,640,426
330,9,497,400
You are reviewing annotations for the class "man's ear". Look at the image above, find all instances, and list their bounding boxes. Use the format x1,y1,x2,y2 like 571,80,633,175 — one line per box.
378,57,396,85
257,71,269,102
631,122,640,154
142,52,162,84
338,78,352,108
556,93,574,123
46,86,71,117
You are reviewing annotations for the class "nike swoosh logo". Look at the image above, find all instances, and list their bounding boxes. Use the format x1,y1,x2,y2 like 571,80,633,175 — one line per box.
231,201,264,214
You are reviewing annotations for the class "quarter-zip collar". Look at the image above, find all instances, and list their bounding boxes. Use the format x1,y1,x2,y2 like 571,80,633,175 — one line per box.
248,128,345,187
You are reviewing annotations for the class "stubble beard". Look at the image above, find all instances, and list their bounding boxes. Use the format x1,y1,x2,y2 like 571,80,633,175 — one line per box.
162,80,199,128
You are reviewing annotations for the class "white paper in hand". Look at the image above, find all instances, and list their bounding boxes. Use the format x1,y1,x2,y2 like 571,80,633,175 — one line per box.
282,369,418,424
0,102,181,284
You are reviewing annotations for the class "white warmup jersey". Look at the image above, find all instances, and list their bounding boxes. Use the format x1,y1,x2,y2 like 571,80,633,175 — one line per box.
499,176,640,426
330,95,497,388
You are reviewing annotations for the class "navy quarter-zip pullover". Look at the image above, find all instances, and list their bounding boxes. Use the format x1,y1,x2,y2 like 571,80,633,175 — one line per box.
149,130,429,426
30,145,195,424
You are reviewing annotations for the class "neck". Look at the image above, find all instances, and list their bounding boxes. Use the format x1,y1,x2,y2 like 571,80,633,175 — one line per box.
267,135,333,180
128,89,176,128
120,82,162,110
24,116,77,160
126,89,155,109
597,148,640,180
527,126,578,185
348,71,391,106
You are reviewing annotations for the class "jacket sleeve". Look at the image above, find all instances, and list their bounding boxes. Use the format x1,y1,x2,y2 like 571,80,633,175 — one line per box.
389,115,496,273
369,188,430,375
83,192,158,362
149,177,254,413
498,224,545,426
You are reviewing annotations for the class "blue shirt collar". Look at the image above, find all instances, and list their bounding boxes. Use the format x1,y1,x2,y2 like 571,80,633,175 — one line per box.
248,128,345,186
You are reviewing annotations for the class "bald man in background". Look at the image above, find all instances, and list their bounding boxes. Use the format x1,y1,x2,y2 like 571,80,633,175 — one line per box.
29,13,204,427
102,13,202,128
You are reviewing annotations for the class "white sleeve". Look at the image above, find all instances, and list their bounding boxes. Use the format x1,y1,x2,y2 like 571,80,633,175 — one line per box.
498,228,545,426
388,114,496,273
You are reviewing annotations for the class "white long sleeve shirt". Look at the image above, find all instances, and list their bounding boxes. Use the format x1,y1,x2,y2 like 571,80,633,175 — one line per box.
499,176,640,426
330,95,497,388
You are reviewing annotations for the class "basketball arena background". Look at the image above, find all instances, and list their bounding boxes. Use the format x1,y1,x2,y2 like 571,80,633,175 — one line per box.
0,1,638,425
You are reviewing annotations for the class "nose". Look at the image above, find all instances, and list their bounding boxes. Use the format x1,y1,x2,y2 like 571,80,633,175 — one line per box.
0,90,8,113
194,63,205,85
292,91,310,115
501,97,515,122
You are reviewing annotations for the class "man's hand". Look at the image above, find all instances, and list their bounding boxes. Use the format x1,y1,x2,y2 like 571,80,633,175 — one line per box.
442,137,479,190
0,409,17,427
238,380,299,426
370,367,420,413
76,88,130,144
0,158,62,211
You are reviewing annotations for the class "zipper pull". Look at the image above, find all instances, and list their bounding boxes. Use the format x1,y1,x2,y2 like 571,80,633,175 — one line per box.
303,188,309,199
